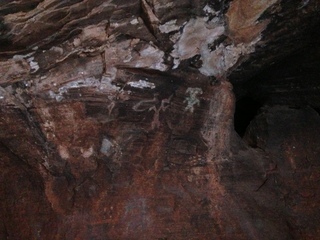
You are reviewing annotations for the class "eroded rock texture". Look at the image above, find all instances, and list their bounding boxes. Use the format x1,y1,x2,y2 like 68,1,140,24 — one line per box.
1,0,320,239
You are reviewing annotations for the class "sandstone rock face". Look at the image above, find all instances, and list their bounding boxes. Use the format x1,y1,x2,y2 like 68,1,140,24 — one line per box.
1,0,320,239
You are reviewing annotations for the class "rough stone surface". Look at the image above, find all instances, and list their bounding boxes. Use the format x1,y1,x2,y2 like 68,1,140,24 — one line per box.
0,0,320,239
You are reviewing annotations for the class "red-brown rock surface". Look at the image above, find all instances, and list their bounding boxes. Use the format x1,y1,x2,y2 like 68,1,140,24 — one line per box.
1,0,320,239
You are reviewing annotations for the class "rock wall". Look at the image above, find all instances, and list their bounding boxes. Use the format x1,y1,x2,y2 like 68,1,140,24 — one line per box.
1,0,320,239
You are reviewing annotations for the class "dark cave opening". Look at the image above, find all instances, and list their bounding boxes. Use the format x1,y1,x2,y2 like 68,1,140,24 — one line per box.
313,108,320,116
234,96,262,137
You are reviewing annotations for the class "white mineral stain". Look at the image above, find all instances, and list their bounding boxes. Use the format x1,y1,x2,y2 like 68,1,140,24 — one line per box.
82,147,94,158
58,145,70,159
171,15,264,77
13,52,34,60
12,51,39,73
100,138,113,156
27,57,40,73
130,18,139,25
104,39,167,71
50,46,64,55
127,79,155,89
73,38,81,47
171,17,225,69
135,45,167,71
159,19,180,33
199,37,259,77
48,74,122,102
203,4,218,15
